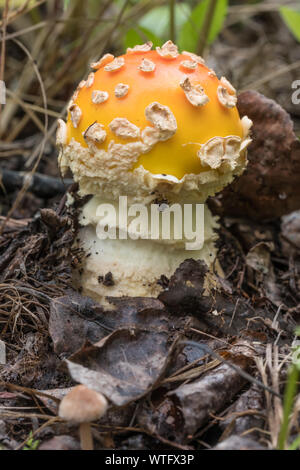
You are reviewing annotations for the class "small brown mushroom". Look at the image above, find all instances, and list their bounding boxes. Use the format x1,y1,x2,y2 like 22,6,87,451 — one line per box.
58,385,108,450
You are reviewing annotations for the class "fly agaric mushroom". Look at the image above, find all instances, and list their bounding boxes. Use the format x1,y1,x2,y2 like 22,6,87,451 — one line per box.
57,41,252,302
58,385,108,450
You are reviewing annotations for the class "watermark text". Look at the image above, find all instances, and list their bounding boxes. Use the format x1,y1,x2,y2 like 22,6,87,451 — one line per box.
95,196,205,250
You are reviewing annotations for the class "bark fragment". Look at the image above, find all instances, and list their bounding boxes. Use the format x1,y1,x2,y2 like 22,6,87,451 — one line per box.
69,104,82,128
217,85,237,108
127,42,153,54
83,122,106,151
104,57,125,72
56,119,67,146
138,58,156,72
90,53,114,70
179,60,197,71
91,90,109,104
85,72,94,88
109,118,140,139
145,102,177,141
182,51,205,64
180,77,209,107
114,83,129,98
156,40,179,59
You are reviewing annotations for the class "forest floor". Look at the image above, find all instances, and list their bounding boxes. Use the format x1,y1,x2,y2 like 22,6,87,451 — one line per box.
0,2,299,450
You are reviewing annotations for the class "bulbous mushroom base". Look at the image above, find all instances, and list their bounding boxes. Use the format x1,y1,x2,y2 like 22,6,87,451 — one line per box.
73,201,221,303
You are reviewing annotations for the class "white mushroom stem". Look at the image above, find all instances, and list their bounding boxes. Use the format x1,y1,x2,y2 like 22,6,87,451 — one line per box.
74,196,220,303
79,422,93,451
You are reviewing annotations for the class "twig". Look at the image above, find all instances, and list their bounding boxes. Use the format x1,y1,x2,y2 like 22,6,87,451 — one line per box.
2,21,47,41
0,36,48,235
182,340,282,399
242,59,300,91
97,0,130,57
95,425,193,450
0,0,46,28
5,88,49,136
11,286,52,303
0,381,61,404
0,169,73,198
197,0,218,56
163,359,220,384
0,410,58,420
188,327,231,346
0,0,9,122
169,0,175,42
16,416,60,450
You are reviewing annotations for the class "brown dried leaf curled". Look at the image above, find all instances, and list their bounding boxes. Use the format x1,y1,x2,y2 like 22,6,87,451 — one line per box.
66,328,178,406
158,259,288,337
49,293,169,357
49,293,108,356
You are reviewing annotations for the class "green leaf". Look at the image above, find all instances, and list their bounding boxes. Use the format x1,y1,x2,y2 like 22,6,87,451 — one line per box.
124,27,162,50
23,431,39,450
139,3,191,40
280,6,300,42
178,0,228,53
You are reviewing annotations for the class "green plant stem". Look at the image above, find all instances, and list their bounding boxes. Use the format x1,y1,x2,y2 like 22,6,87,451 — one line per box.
196,0,217,56
289,434,300,450
169,0,175,42
278,365,299,450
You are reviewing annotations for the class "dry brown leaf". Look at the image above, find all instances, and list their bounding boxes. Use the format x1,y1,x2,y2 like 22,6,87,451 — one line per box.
66,328,179,406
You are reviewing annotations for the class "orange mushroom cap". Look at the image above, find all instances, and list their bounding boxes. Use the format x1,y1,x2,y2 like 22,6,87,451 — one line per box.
65,44,243,180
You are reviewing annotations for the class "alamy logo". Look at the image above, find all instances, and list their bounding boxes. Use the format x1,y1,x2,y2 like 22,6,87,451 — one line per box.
0,340,6,365
0,80,6,105
291,80,300,105
95,196,205,250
